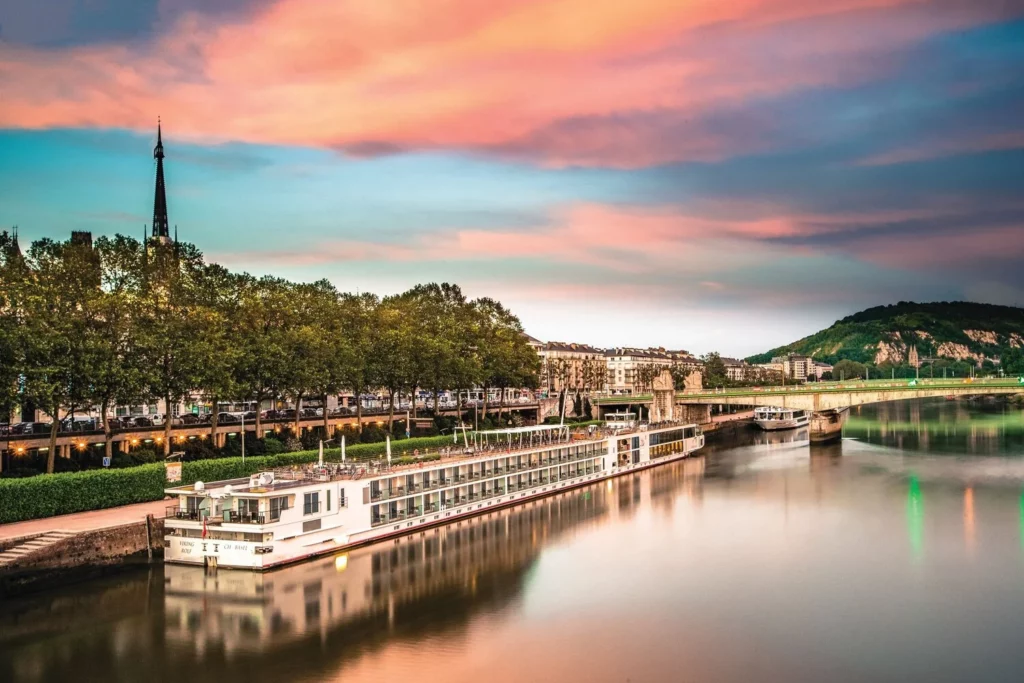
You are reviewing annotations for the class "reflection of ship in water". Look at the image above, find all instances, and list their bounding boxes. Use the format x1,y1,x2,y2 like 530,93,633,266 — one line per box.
164,458,700,659
0,457,709,683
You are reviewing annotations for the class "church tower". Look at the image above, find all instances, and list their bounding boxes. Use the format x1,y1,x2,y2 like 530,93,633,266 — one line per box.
152,120,171,245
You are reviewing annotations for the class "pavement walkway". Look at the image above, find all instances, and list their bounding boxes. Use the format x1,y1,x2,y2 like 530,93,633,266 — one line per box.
0,498,169,542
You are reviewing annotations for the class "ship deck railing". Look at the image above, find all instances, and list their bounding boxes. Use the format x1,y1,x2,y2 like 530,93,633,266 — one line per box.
233,421,691,488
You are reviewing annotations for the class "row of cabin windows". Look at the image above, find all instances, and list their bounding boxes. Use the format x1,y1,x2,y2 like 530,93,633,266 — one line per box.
186,495,291,521
368,445,605,499
369,457,605,526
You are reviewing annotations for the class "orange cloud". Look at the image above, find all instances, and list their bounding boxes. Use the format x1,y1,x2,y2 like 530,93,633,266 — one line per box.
2,0,1010,166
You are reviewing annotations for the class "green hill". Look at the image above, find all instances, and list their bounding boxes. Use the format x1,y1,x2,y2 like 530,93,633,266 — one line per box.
746,301,1024,368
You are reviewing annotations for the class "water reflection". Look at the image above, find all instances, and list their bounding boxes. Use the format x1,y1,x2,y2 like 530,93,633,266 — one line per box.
0,460,706,683
845,398,1024,454
7,402,1024,683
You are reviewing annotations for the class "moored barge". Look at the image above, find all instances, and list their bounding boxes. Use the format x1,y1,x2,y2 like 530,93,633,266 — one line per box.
163,421,703,570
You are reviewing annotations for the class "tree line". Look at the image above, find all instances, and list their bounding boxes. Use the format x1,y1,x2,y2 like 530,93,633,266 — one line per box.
0,231,540,473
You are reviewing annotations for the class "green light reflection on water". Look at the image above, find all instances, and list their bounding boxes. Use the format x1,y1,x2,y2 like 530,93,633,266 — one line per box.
1020,492,1024,552
907,475,924,558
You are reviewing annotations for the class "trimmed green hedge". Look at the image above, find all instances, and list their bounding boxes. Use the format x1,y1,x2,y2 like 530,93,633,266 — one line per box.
0,465,167,524
0,433,464,524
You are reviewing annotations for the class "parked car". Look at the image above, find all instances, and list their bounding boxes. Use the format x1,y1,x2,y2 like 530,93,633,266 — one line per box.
60,416,96,432
301,407,322,418
329,407,354,417
217,412,241,424
131,416,154,427
179,413,201,425
243,411,258,421
30,421,53,434
151,413,184,426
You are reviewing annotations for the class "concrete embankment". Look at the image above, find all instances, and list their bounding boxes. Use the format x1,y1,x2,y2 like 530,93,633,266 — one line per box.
0,517,163,598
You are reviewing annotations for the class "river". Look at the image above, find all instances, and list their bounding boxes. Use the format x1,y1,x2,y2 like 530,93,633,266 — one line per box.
2,397,1024,683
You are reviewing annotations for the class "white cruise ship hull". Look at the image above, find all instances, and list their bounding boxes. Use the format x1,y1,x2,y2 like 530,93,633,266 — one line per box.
754,415,810,431
164,425,704,571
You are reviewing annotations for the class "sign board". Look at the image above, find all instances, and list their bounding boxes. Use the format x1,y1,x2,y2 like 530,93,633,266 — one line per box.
166,461,182,483
102,456,111,467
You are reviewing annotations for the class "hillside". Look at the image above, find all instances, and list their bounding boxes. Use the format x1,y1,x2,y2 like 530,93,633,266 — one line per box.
746,301,1024,367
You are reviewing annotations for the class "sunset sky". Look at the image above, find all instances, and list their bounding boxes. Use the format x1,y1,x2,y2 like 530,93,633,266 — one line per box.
1,0,1022,356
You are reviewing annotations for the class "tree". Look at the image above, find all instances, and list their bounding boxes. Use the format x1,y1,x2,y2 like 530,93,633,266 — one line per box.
232,275,294,438
90,235,150,462
473,297,539,422
20,237,102,472
701,352,729,387
136,240,225,455
0,230,28,430
1003,348,1024,375
833,359,867,381
193,264,241,444
373,296,415,431
337,291,379,435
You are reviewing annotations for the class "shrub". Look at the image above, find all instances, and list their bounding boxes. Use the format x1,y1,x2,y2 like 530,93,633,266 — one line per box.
0,465,166,524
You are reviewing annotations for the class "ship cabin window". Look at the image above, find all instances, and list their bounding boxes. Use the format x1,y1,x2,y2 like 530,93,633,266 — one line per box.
186,496,202,514
326,489,331,512
269,496,288,521
304,492,320,515
238,498,259,516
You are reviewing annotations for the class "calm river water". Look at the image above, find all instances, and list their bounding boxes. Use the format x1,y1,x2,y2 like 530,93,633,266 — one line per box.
3,398,1024,683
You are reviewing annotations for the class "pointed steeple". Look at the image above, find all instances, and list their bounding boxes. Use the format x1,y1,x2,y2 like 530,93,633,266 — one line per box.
152,119,170,243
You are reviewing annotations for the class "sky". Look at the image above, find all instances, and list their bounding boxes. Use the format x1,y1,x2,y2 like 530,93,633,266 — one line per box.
1,0,1023,357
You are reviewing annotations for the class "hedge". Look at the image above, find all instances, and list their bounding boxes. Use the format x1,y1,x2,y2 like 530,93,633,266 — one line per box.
0,433,463,524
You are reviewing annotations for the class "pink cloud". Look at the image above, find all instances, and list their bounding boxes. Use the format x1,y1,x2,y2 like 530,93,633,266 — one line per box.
856,131,1024,166
0,0,1015,167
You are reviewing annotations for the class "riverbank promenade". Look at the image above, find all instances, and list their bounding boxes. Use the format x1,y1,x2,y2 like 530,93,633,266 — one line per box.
0,499,168,543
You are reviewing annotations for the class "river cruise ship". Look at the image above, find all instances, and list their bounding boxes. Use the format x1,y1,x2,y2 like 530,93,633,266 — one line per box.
753,406,810,431
163,422,704,570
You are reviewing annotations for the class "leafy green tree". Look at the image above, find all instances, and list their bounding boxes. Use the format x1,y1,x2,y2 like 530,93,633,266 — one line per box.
833,359,867,380
0,230,28,430
136,240,225,455
193,264,242,443
90,235,150,461
20,237,102,472
373,296,415,430
1001,348,1023,375
701,352,729,387
233,275,294,437
337,291,379,434
473,297,539,421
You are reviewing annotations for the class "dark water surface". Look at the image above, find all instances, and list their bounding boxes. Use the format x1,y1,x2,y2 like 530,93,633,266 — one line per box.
3,398,1024,683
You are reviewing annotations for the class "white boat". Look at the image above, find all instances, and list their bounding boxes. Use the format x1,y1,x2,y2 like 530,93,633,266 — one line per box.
163,422,704,570
163,456,708,654
753,406,810,431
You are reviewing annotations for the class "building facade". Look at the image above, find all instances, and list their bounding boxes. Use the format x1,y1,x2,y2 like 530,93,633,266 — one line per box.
538,342,606,395
772,354,815,381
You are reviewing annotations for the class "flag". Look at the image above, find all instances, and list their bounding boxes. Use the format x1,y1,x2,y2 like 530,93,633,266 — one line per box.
202,516,208,539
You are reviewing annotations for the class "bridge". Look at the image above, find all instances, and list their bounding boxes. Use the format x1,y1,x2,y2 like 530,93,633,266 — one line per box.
594,378,1024,443
595,378,1023,410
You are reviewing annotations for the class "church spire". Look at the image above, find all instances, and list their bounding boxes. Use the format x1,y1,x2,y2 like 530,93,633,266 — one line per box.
152,119,170,243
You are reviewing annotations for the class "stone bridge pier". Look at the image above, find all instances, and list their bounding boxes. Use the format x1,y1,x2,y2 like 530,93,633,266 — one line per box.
809,408,848,446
